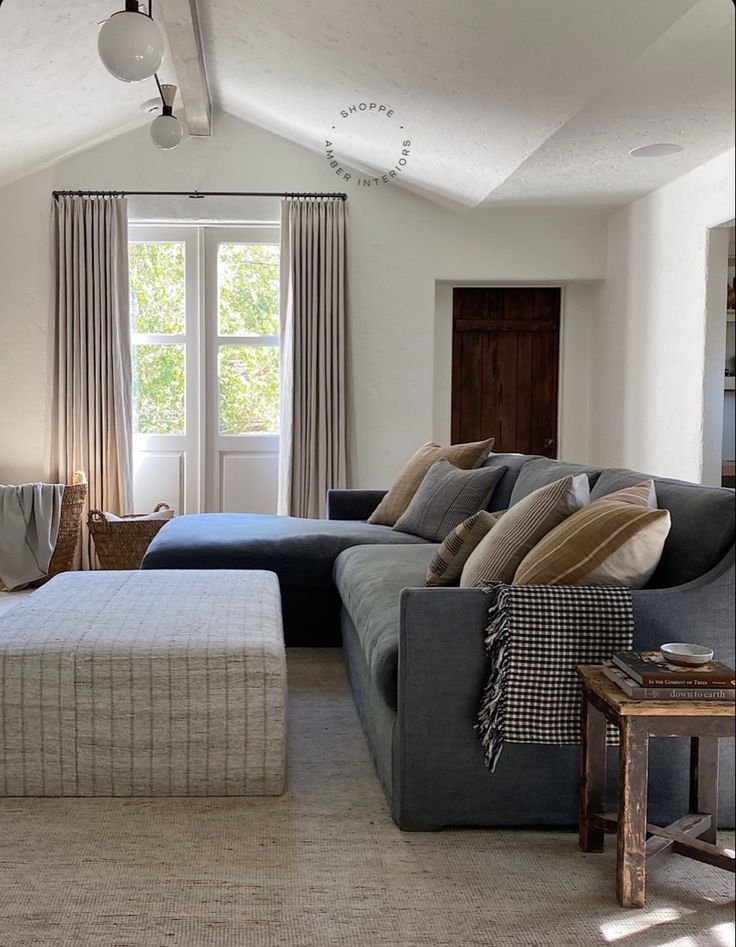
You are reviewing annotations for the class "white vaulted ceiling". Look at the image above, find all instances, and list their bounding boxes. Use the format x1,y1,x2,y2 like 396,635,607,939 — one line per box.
0,1,180,187
0,0,733,206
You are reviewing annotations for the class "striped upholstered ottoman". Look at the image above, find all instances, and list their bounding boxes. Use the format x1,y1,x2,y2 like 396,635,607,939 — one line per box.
0,570,286,796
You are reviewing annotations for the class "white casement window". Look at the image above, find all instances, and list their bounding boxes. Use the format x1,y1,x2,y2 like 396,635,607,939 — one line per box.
129,224,281,515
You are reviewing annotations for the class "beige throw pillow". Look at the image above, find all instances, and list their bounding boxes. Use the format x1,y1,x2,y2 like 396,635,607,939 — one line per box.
460,474,590,587
368,438,495,527
513,480,670,589
425,510,501,587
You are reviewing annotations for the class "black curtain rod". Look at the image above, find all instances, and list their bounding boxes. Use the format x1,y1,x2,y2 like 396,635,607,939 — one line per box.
52,189,347,201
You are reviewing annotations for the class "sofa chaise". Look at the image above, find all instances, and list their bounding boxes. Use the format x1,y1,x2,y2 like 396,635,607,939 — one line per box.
142,453,736,829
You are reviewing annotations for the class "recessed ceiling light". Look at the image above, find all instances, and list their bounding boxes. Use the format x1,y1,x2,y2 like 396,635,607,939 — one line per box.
629,143,684,158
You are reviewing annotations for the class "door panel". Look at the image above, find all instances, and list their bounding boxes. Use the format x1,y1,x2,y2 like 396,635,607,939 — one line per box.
220,451,280,514
204,228,280,513
130,226,200,515
132,449,185,515
131,225,281,516
451,288,560,457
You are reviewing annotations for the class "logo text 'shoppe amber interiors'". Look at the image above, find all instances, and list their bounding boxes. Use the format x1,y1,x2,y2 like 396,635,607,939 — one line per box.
324,102,412,190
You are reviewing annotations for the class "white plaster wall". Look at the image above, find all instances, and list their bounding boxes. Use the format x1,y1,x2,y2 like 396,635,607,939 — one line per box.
590,149,736,483
0,111,608,486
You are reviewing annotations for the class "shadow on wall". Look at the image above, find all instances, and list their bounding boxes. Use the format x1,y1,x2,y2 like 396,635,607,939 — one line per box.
589,196,732,484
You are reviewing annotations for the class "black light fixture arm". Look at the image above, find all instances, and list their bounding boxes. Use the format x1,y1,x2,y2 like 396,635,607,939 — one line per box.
154,72,166,107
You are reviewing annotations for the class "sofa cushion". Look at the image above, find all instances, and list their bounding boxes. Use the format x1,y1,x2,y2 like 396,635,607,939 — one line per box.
508,458,602,505
480,453,542,511
590,469,736,587
335,544,437,710
393,460,506,541
368,438,495,527
142,513,429,590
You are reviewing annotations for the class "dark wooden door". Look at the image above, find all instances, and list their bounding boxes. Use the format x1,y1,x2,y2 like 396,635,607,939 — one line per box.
451,287,560,457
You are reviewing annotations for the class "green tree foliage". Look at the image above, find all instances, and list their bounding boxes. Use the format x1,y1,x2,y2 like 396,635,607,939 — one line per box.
130,242,185,334
129,240,280,436
133,344,185,435
218,243,280,336
218,243,280,433
219,346,280,434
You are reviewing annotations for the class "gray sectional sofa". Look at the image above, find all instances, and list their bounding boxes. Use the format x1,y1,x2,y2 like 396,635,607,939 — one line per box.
143,453,736,830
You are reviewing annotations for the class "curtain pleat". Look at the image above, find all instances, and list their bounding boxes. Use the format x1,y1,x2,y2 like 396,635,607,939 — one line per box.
278,198,347,518
50,196,133,567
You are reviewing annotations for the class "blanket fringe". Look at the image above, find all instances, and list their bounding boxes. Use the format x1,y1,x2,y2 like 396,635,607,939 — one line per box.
476,582,511,772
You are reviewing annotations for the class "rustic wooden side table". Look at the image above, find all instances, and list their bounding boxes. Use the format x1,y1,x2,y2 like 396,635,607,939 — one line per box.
577,665,735,908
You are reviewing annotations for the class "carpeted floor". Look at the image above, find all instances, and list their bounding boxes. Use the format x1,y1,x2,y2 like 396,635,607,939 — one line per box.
0,650,733,947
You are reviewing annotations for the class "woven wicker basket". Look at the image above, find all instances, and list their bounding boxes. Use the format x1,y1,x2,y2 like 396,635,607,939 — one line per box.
88,503,173,570
28,477,88,588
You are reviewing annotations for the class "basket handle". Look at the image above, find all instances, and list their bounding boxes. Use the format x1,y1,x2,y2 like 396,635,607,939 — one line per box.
87,509,110,530
154,502,172,512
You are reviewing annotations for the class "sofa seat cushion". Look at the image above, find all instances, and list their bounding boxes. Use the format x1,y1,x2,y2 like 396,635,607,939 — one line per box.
335,544,438,711
142,513,429,590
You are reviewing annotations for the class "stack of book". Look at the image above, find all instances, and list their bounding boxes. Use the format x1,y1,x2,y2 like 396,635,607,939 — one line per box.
602,651,735,701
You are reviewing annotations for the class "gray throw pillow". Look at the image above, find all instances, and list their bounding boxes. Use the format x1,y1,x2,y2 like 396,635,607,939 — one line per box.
393,459,506,542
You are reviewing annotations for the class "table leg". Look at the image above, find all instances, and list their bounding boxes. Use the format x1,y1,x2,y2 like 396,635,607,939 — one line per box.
689,736,719,844
580,695,607,852
617,718,649,908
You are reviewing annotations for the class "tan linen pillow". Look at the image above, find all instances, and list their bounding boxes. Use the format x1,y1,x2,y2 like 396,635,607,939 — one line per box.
425,510,501,587
460,473,590,587
368,438,495,527
603,480,658,509
513,480,670,589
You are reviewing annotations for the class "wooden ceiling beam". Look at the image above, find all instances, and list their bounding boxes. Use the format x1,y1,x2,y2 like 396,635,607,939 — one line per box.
157,0,212,136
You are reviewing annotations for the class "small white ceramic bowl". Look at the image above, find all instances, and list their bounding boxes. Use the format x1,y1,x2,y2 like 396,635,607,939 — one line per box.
660,643,714,667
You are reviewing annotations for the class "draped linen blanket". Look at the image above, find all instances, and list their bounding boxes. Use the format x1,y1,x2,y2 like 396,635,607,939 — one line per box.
0,483,64,590
477,583,634,771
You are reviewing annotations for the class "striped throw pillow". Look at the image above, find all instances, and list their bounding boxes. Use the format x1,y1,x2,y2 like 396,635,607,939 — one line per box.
513,480,670,589
460,474,590,587
368,438,495,527
425,510,501,586
393,460,505,541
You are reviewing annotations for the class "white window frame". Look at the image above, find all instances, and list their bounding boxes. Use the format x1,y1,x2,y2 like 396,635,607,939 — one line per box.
128,222,281,515
203,226,281,513
129,225,201,513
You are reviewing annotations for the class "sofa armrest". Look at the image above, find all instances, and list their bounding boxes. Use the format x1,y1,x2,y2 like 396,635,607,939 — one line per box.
394,586,490,828
392,552,736,830
326,489,388,521
631,547,735,663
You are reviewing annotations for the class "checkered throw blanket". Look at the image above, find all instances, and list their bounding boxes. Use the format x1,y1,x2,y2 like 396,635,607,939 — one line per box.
477,583,634,771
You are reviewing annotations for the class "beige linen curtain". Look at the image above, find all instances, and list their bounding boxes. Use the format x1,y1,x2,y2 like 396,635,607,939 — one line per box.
278,198,347,518
49,195,133,567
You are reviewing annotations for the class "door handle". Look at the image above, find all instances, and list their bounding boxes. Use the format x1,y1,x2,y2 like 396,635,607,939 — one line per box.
544,438,556,449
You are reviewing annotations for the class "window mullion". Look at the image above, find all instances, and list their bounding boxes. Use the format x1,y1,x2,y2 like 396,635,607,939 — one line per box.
132,334,187,345
216,336,279,347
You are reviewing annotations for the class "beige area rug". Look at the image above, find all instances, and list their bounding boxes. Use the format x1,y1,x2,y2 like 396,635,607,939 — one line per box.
0,650,733,947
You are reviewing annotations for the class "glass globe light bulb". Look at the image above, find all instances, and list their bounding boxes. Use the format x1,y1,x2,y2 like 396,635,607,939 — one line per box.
151,112,183,150
98,5,164,83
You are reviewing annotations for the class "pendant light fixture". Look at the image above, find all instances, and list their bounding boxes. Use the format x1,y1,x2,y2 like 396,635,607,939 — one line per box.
151,82,183,149
98,0,164,83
